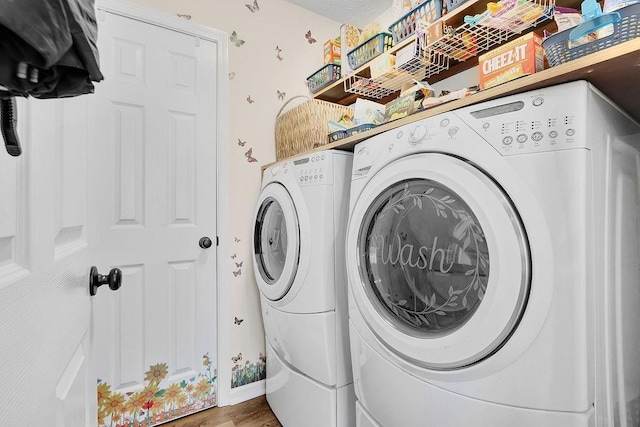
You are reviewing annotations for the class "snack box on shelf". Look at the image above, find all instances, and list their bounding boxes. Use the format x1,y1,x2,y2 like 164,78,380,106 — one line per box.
324,37,341,65
478,32,544,90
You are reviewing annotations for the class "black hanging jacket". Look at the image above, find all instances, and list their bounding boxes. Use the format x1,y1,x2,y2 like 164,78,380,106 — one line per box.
0,0,103,156
0,0,103,98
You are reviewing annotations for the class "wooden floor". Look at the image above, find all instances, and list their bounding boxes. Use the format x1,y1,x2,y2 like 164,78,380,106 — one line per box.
162,396,282,427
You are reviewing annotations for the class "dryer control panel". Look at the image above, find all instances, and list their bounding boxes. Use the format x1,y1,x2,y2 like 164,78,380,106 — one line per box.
291,153,332,186
456,84,589,156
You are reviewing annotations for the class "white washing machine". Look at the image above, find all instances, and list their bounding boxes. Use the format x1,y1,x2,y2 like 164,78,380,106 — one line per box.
253,150,355,427
345,81,640,427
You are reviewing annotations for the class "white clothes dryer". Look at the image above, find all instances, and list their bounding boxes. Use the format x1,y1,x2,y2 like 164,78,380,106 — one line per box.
253,150,355,427
346,81,640,427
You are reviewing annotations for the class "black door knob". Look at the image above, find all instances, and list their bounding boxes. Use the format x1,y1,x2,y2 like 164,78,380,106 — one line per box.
89,266,122,296
199,236,213,249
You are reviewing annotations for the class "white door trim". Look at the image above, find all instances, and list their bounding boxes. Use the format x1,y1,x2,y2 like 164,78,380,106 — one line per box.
95,0,231,407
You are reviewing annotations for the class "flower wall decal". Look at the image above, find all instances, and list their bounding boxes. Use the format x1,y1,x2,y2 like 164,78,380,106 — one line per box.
98,354,217,427
231,352,266,388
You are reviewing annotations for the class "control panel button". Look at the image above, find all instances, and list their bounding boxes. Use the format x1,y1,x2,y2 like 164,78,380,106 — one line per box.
566,129,575,136
549,130,558,138
532,132,543,142
448,127,459,137
532,97,544,106
482,122,490,129
271,166,281,176
502,136,513,145
409,125,427,144
517,134,528,143
440,118,450,127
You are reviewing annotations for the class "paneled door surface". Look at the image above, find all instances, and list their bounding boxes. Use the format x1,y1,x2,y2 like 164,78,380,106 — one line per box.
0,97,96,425
91,8,219,426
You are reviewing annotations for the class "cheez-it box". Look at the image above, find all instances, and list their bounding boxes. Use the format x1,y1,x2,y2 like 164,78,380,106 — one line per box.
324,38,341,65
478,32,544,90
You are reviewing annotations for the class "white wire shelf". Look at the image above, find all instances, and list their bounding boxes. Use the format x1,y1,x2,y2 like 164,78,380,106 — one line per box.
429,0,554,60
344,45,450,99
339,0,554,100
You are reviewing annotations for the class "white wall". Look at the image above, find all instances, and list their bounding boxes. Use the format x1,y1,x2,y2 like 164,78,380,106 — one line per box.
125,0,341,396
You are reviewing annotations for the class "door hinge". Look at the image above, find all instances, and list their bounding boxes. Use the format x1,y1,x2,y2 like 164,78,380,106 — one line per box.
216,236,219,246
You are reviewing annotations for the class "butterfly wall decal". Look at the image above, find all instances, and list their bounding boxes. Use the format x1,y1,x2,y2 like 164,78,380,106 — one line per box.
246,95,255,104
228,72,236,80
235,237,241,242
246,0,259,13
232,353,243,363
245,148,258,163
231,253,237,259
234,316,244,325
237,138,246,147
305,30,317,44
176,13,191,20
277,90,285,101
275,45,284,61
230,31,245,47
233,269,241,277
235,261,244,268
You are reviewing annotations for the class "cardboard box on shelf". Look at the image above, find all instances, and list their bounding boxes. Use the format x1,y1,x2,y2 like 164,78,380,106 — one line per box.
385,94,423,121
324,37,341,65
400,81,434,98
370,53,396,79
340,24,362,75
395,40,425,68
479,32,544,90
426,21,445,46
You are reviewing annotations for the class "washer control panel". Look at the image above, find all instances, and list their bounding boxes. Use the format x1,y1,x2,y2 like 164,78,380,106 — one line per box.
291,153,331,186
461,88,587,156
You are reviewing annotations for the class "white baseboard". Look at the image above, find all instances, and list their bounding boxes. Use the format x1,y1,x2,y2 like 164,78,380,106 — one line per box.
220,380,266,406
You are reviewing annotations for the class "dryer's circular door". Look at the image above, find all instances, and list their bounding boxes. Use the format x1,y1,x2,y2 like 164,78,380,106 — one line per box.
347,153,530,369
253,182,300,301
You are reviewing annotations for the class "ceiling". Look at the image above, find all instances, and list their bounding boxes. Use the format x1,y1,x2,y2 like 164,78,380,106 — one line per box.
282,0,391,27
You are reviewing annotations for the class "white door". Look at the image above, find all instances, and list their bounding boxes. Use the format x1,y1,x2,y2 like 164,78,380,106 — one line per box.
91,7,218,426
0,96,97,426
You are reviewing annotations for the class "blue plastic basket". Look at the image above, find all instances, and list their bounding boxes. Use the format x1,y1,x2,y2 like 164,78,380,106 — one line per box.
347,123,377,136
328,129,348,143
388,0,443,44
327,124,377,143
306,63,341,94
347,33,394,70
445,0,470,14
542,3,640,67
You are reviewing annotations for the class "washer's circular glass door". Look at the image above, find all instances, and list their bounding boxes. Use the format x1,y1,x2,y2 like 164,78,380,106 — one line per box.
253,183,299,300
256,198,289,283
360,179,489,337
347,153,530,369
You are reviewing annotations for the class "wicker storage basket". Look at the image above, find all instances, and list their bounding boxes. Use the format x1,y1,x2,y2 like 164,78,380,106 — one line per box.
275,96,353,160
